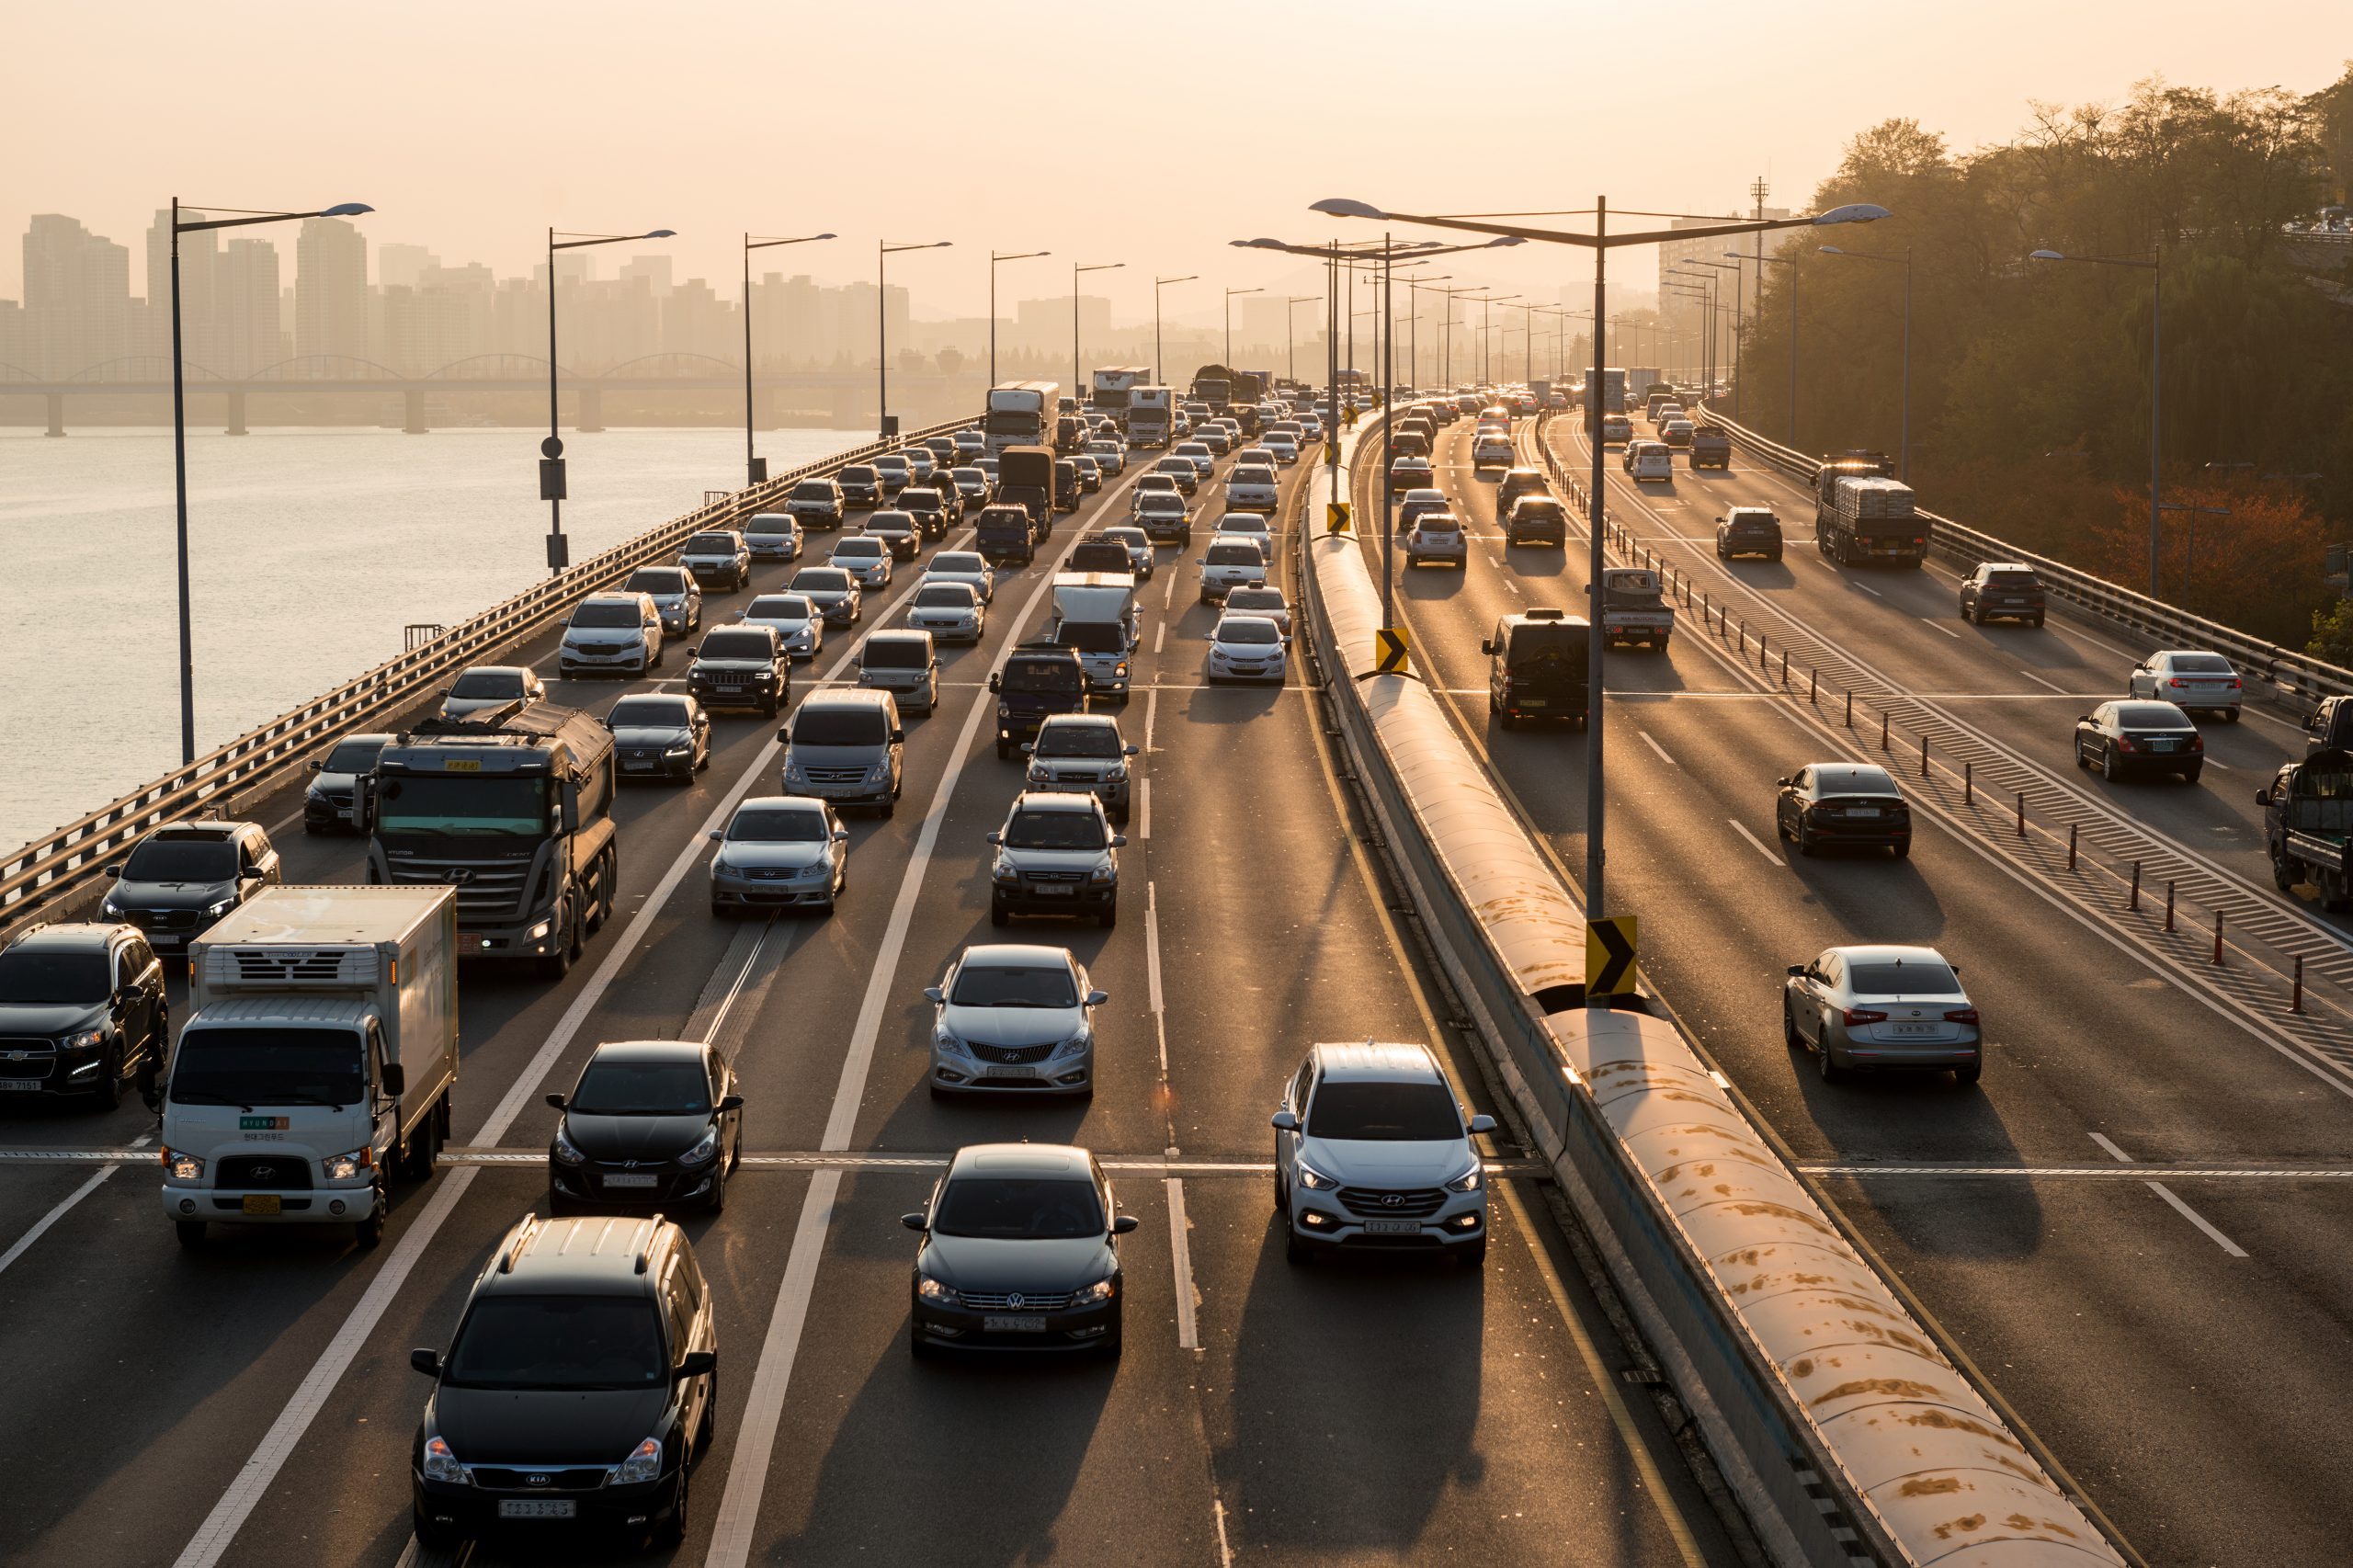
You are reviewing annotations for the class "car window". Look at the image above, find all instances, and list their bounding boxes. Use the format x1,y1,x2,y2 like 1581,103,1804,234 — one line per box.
863,639,930,669
1847,960,1961,995
1036,724,1120,758
2171,654,2234,675
949,963,1079,1008
1305,1080,1461,1141
626,568,689,593
915,585,976,608
688,534,739,552
931,1176,1104,1239
748,595,813,620
793,570,852,592
1219,620,1281,646
2117,703,2193,729
123,837,236,881
324,739,386,774
933,554,985,573
609,697,693,728
571,601,642,629
727,807,827,843
791,707,887,746
1005,809,1107,850
570,1058,711,1115
450,669,525,698
699,630,774,660
445,1297,666,1390
790,482,835,500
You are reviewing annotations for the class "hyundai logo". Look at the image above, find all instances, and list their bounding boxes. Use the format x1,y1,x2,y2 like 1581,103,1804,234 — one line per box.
1007,1293,1025,1310
1381,1194,1404,1208
445,868,472,884
251,1165,276,1180
526,1473,551,1488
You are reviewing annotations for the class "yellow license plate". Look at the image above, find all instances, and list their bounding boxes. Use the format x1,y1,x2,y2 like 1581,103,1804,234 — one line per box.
242,1194,282,1216
441,758,482,772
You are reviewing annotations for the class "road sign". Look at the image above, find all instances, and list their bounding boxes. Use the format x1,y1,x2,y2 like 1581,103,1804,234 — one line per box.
1326,500,1353,536
1373,626,1410,675
1586,916,1639,998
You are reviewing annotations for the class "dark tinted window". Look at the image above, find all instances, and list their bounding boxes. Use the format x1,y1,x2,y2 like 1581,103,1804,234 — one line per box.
123,837,237,881
446,1297,665,1390
1505,623,1586,665
790,482,835,500
2172,655,2234,674
949,963,1079,1008
748,595,813,620
1035,725,1120,758
625,568,689,593
1005,810,1106,850
931,1176,1104,1238
609,697,692,728
699,630,774,661
841,466,878,483
868,512,916,532
745,515,793,534
727,807,827,843
450,669,526,697
1306,1080,1462,1141
688,534,739,552
324,739,386,774
792,570,853,593
1985,571,2040,588
915,585,977,608
2117,703,2193,730
0,949,108,1003
572,601,642,628
792,706,887,746
169,1027,364,1108
1218,620,1281,646
1847,961,1961,996
863,639,930,668
1815,767,1899,797
570,1058,711,1115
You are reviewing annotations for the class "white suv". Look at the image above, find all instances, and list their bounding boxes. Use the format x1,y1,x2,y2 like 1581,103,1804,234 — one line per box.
1271,1040,1495,1266
560,592,664,677
1225,463,1279,511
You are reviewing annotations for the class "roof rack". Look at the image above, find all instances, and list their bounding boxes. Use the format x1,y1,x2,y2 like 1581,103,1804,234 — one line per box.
497,1213,541,1273
636,1215,665,1274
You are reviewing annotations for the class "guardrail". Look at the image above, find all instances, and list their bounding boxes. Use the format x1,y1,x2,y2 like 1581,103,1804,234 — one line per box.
1,418,975,931
1298,427,2128,1567
1696,406,2353,710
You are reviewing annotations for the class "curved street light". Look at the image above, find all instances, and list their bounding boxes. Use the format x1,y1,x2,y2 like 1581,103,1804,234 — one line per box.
1074,262,1123,412
543,227,676,574
990,249,1051,387
743,231,835,485
878,240,951,441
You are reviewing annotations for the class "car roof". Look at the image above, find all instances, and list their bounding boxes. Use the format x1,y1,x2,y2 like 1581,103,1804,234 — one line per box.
1011,790,1104,813
477,1213,673,1297
578,592,645,607
958,943,1075,971
1310,1040,1444,1082
801,687,893,710
865,629,928,644
1823,944,1957,976
948,1142,1094,1178
7,922,124,950
145,821,245,842
1040,712,1119,730
1216,614,1282,633
733,794,829,817
585,1039,708,1065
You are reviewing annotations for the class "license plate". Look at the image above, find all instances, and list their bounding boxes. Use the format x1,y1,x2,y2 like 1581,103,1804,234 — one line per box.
603,1173,659,1187
241,1194,282,1216
1032,885,1074,897
1847,807,1881,818
983,1064,1036,1079
498,1499,577,1519
623,760,654,772
2149,739,2176,752
1888,1023,1938,1037
458,933,482,948
0,1080,41,1092
1364,1219,1421,1235
983,1316,1049,1334
1520,699,1548,710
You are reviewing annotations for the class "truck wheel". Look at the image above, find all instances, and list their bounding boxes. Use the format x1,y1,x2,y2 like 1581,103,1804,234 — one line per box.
537,912,574,981
175,1220,207,1249
403,1115,439,1181
354,1188,387,1250
2274,854,2298,892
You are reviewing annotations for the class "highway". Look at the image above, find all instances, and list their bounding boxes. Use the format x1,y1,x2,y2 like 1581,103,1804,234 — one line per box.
0,427,1735,1566
1341,403,2353,1567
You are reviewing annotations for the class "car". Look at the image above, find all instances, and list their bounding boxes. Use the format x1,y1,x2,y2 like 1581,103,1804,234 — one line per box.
1295,412,1324,439
1023,713,1139,823
2075,700,2205,783
1174,440,1218,477
905,581,985,643
1071,454,1103,493
1068,538,1138,577
921,435,962,472
783,478,845,531
924,551,996,605
898,486,961,540
975,456,1002,488
1397,487,1451,529
2127,650,2243,719
1782,945,1982,1085
1222,585,1291,639
1271,1040,1496,1266
440,664,546,721
1390,428,1431,460
1715,506,1783,561
1505,494,1568,547
787,565,861,626
862,510,922,562
1198,534,1267,602
1774,762,1913,857
623,564,704,634
546,1039,744,1211
1470,435,1513,472
924,947,1107,1098
740,591,824,660
854,629,941,714
975,503,1038,566
706,794,849,916
606,693,710,781
1261,431,1300,464
679,529,752,591
1206,612,1288,682
901,448,938,484
406,1212,718,1551
1495,468,1550,515
838,463,885,508
1153,456,1201,495
560,594,665,678
988,790,1126,926
1404,509,1468,569
1483,608,1589,729
1216,511,1273,550
1097,525,1156,579
687,623,789,715
1085,438,1127,475
902,1140,1135,1356
2302,695,2353,756
1136,492,1193,545
0,920,168,1108
1958,562,2046,626
99,820,280,950
1233,446,1278,470
1689,426,1733,470
1226,463,1280,510
1629,441,1673,482
1192,426,1232,457
830,534,894,587
949,465,993,506
302,732,392,833
779,688,904,815
951,427,987,460
873,454,914,496
1597,413,1632,444
1389,454,1434,491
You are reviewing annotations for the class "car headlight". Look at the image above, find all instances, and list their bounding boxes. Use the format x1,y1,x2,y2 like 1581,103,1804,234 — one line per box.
997,701,1014,719
421,1435,467,1485
665,742,692,756
793,861,827,880
1051,1029,1091,1060
163,1146,204,1182
784,761,809,783
1027,766,1051,785
323,1145,374,1182
992,859,1020,884
932,1026,970,1056
60,1028,104,1051
551,1124,586,1165
1113,662,1130,677
676,1127,721,1167
609,1437,663,1487
916,1276,961,1305
1088,860,1116,884
527,919,552,941
100,900,123,919
1072,1275,1118,1306
1294,1159,1338,1191
202,898,235,918
1443,1162,1484,1193
866,763,890,782
1102,764,1127,782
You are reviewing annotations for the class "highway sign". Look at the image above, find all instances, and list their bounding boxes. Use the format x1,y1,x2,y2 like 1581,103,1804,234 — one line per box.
1373,626,1410,675
1586,916,1639,998
1326,500,1353,536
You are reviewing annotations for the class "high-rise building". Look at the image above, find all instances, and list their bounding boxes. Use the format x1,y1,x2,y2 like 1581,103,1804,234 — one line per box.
295,217,369,367
146,208,217,367
216,237,282,377
23,214,131,378
618,255,672,300
379,243,439,291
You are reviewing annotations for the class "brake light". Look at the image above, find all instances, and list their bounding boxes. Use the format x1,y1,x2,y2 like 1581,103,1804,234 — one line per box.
2169,677,2187,687
2189,734,2204,751
2116,735,2137,752
1944,1008,1980,1025
1842,1007,1888,1027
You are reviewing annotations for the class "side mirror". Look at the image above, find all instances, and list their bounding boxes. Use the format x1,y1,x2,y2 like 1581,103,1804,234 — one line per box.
307,759,323,772
675,1350,718,1380
1786,964,1807,978
1468,1114,1497,1134
105,863,123,878
410,1348,441,1378
923,985,945,1004
1124,744,1139,756
1110,835,1128,848
1085,988,1108,1007
1270,1110,1300,1131
717,1094,745,1112
2076,715,2092,725
2255,789,2272,807
849,653,862,666
985,831,1002,846
890,728,905,744
1020,742,1036,755
688,645,699,659
379,1062,405,1096
1480,640,1495,655
833,827,850,842
1111,1215,1141,1235
545,1092,568,1109
1775,777,1789,788
708,829,723,843
777,726,791,744
900,1211,928,1232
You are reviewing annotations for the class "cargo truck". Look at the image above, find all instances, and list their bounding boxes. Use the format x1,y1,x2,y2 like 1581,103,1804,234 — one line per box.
2260,751,2353,908
1090,367,1153,427
999,445,1055,533
1588,567,1674,650
157,885,459,1250
1127,386,1175,449
1046,573,1141,703
1815,471,1926,566
984,381,1058,455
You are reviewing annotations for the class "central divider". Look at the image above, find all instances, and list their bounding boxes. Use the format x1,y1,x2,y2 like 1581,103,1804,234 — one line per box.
1297,422,2126,1568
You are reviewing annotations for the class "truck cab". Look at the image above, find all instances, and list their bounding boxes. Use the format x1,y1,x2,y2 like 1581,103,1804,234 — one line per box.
1046,573,1141,704
2259,751,2353,908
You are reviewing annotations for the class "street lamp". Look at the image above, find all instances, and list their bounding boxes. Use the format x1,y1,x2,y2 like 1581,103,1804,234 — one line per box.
1667,267,1722,391
1223,286,1263,369
546,225,674,581
1313,193,1891,931
1285,295,1321,389
1153,275,1196,387
165,198,371,764
878,239,951,441
1073,261,1123,412
1817,244,1912,480
1456,292,1518,386
742,230,835,487
1404,276,1452,391
1684,259,1745,416
989,249,1051,389
2030,245,2163,596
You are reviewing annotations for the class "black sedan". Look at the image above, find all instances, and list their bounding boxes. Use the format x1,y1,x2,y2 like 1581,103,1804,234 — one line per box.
547,1040,745,1212
2075,700,2204,783
605,694,710,781
903,1142,1137,1359
1775,762,1912,858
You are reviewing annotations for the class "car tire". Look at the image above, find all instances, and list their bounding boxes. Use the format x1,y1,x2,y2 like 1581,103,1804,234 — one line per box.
653,643,665,670
303,819,324,835
1816,1039,1846,1085
2075,742,2090,769
2031,614,2045,628
654,1456,690,1550
990,895,1009,928
353,1188,387,1249
1099,903,1118,930
910,1324,938,1360
704,1160,727,1214
1458,1236,1488,1269
1893,838,1912,859
2183,764,2203,786
412,1511,463,1552
1285,1225,1313,1267
2273,853,2298,892
1954,1061,1984,1087
92,1040,123,1110
2222,709,2241,724
402,1115,439,1181
175,1220,207,1249
1782,998,1804,1050
879,790,895,821
2102,748,2121,783
1795,827,1816,857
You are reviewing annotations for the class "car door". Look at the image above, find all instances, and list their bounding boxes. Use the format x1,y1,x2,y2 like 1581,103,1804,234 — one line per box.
120,936,162,1058
1961,570,1982,613
1792,954,1836,1043
110,939,150,1060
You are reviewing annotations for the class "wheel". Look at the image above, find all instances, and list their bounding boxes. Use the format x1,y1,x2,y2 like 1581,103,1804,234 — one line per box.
303,820,324,835
1795,827,1816,857
1498,710,1519,732
411,1511,463,1551
703,1158,727,1213
1456,1236,1488,1268
996,741,1011,760
1893,839,1912,859
990,895,1010,927
910,1324,938,1360
353,1188,387,1249
2101,747,2121,782
653,642,665,670
2183,765,2203,786
2274,853,2298,892
1815,1037,1846,1084
1099,1320,1124,1360
879,790,895,820
1099,902,1118,930
1782,999,1803,1049
402,1114,439,1181
1285,1225,1313,1266
537,904,578,980
175,1220,207,1249
92,1041,122,1110
2222,709,2241,724
2075,742,2090,769
654,1454,690,1550
2031,614,2045,628
1954,1061,1984,1086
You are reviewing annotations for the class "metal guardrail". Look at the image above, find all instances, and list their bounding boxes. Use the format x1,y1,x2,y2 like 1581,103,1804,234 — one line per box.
1697,406,2353,710
1,418,974,930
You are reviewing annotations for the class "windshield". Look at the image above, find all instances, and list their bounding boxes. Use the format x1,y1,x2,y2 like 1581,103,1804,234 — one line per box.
1847,960,1961,996
0,949,108,1004
900,491,940,509
625,569,688,594
323,739,385,774
1307,1080,1462,1141
745,515,792,536
1036,725,1120,758
792,708,886,746
1515,500,1565,520
1219,620,1280,646
728,807,828,843
610,698,691,729
450,670,525,698
1415,516,1461,533
841,466,877,483
1004,660,1083,693
1057,624,1122,653
569,1059,710,1116
377,774,548,836
572,602,642,630
835,540,884,557
1005,810,1106,850
915,586,975,608
793,570,852,593
2172,655,2234,674
748,596,813,621
984,411,1041,435
446,1297,665,1392
123,838,236,881
699,631,773,661
869,512,915,531
1227,590,1284,613
951,468,984,484
863,640,929,668
688,534,738,553
1206,544,1259,566
933,554,984,574
1506,625,1586,665
169,1026,364,1108
931,1176,1103,1239
790,483,833,501
949,963,1078,1008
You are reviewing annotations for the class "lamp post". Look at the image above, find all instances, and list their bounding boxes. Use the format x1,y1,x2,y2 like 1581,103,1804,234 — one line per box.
547,224,675,583
1072,261,1123,411
1668,267,1721,391
1686,258,1745,415
2030,245,2163,597
1457,293,1518,386
1817,245,1911,480
1285,295,1321,388
1153,274,1196,386
1732,249,1802,448
989,248,1051,389
165,199,372,764
1223,286,1262,370
742,230,835,488
877,239,951,442
1313,193,1892,929
1403,276,1451,390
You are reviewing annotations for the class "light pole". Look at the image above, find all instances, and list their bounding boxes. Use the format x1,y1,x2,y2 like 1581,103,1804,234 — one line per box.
878,239,951,441
1313,193,1892,931
165,198,372,764
743,230,835,487
1732,249,1802,448
1154,274,1196,385
1223,286,1262,369
1404,276,1451,390
1665,284,1710,388
1285,295,1321,388
2030,245,2163,596
1072,261,1123,409
1817,245,1912,480
1432,286,1479,386
548,224,675,581
989,248,1051,389
1670,267,1722,392
1686,258,1744,415
1457,293,1518,386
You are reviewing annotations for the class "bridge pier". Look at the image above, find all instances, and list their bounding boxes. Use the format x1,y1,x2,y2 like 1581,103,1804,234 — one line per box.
46,392,64,436
224,391,247,436
403,388,429,434
575,385,605,433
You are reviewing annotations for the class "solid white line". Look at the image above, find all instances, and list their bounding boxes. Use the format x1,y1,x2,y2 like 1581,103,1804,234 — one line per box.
1921,617,1963,640
1728,818,1786,868
2088,1131,2133,1163
1154,620,1165,654
2144,1181,2250,1257
1638,730,1677,766
1136,777,1152,841
2020,669,2070,694
1213,1498,1235,1568
1165,1176,1199,1350
1853,581,1883,597
1144,686,1159,751
0,1164,115,1278
1147,881,1168,1077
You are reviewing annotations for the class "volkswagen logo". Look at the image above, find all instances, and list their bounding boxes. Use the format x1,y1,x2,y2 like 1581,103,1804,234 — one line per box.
250,1165,276,1180
1381,1194,1404,1208
1007,1292,1026,1310
444,867,472,885
526,1473,551,1488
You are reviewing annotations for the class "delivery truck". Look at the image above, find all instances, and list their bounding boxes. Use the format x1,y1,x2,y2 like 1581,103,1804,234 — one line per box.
1046,573,1141,702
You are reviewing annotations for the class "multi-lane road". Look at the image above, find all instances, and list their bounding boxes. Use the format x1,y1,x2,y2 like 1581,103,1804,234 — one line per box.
1345,403,2353,1566
0,430,1739,1566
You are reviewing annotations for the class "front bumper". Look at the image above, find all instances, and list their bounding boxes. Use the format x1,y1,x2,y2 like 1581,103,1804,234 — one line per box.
711,869,834,907
450,914,571,960
691,678,782,711
163,1179,379,1224
1208,655,1283,683
1287,1189,1487,1253
909,615,983,643
549,1158,720,1207
1027,773,1131,811
928,1043,1096,1095
910,1289,1117,1346
303,792,356,829
413,1467,683,1542
560,646,651,677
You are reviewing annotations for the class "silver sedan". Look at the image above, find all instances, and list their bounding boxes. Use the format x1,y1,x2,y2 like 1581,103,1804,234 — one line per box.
1781,943,1981,1085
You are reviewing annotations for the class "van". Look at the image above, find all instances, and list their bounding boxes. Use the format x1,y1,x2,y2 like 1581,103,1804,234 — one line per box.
779,690,904,816
1482,608,1590,730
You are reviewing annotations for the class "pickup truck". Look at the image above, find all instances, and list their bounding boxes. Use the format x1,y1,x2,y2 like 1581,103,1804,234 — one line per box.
1591,567,1673,651
2259,750,2353,908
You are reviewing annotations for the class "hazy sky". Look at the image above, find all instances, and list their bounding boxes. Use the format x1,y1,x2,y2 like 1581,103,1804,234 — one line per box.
7,0,2338,320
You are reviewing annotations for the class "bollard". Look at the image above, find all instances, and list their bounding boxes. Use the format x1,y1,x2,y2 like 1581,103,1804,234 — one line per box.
1758,632,1768,670
1780,651,1790,687
2165,881,2176,931
1964,760,1972,802
2294,954,2305,1013
1922,734,1931,778
1809,668,1818,704
2130,860,2142,910
2017,790,2027,836
1880,712,1890,751
2212,911,2224,965
2068,823,2078,869
1845,690,1854,728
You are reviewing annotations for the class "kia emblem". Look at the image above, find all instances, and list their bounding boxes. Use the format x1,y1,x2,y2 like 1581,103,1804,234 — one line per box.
526,1472,551,1488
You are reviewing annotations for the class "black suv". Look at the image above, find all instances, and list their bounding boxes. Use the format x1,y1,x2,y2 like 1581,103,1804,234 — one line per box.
0,922,167,1108
1958,562,2047,627
837,464,884,508
990,646,1089,758
410,1213,718,1551
1504,495,1567,547
899,485,960,540
99,820,280,949
687,624,789,715
547,1040,745,1213
1715,506,1783,562
1482,608,1590,730
1495,468,1551,515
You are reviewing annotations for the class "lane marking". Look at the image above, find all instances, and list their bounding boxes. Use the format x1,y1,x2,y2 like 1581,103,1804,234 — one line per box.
1154,621,1165,654
1728,818,1786,868
1921,616,1964,640
2020,669,2070,694
2090,1131,2248,1257
0,1164,115,1279
1166,1176,1199,1351
1144,686,1159,752
1147,881,1168,1077
1852,581,1882,597
1638,730,1677,766
1137,777,1152,842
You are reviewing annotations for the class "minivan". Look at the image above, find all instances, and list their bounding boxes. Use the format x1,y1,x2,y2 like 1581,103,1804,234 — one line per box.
779,690,904,816
1482,608,1590,729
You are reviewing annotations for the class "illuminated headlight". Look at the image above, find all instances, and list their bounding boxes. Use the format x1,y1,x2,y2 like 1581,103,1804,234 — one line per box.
992,860,1019,884
526,919,552,941
202,898,235,918
1072,1276,1117,1306
60,1028,104,1051
420,1436,467,1485
1051,1029,1091,1060
1443,1162,1484,1193
916,1276,960,1305
551,1124,586,1165
323,1145,373,1182
609,1437,663,1487
100,900,123,919
1294,1160,1338,1191
676,1127,720,1167
162,1146,204,1182
1087,859,1116,884
665,742,692,756
1113,662,1130,677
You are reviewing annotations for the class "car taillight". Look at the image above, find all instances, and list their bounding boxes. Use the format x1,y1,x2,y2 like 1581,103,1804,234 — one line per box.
1944,1008,1979,1025
1842,1007,1888,1027
2116,735,2137,751
2169,677,2186,687
2189,734,2205,751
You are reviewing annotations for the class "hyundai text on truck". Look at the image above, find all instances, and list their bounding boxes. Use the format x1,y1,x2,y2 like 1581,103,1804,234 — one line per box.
1047,572,1140,703
983,381,1058,455
1127,385,1176,449
158,885,459,1250
359,705,618,979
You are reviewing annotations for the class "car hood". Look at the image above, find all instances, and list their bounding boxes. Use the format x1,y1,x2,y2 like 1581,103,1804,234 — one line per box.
692,657,774,673
923,1233,1113,1295
563,1110,712,1162
111,878,236,910
0,1001,106,1035
1299,1134,1471,1182
796,585,852,603
312,769,361,792
715,842,829,872
565,628,643,646
938,1002,1085,1048
998,846,1109,872
444,695,526,716
430,1384,670,1467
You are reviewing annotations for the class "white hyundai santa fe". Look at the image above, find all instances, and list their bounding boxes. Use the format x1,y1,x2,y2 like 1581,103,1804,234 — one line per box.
1272,1040,1495,1266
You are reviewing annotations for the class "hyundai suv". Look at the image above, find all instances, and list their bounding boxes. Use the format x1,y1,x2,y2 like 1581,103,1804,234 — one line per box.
1023,713,1139,823
987,791,1125,927
621,565,702,635
1271,1040,1496,1266
679,530,751,591
783,478,845,532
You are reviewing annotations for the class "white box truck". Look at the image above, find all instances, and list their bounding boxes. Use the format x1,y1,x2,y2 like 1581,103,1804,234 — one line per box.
1046,572,1141,702
158,885,459,1250
1127,386,1175,449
